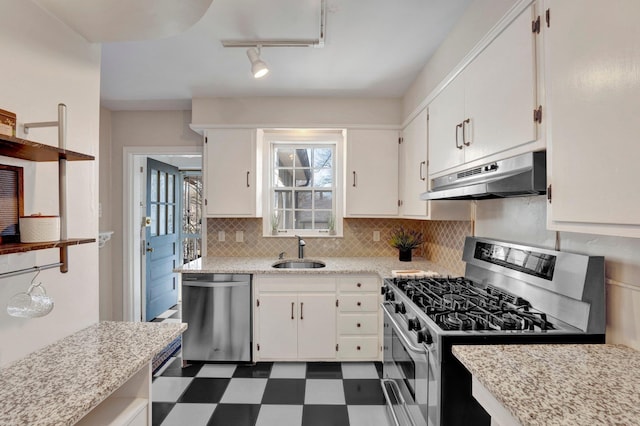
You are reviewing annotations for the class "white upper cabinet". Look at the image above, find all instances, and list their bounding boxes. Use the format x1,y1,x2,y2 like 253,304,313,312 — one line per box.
400,109,428,218
429,4,540,176
428,74,466,174
544,0,640,237
401,109,469,220
203,129,262,217
345,129,399,217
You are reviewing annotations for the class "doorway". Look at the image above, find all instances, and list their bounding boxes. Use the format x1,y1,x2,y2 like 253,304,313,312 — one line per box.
123,146,203,322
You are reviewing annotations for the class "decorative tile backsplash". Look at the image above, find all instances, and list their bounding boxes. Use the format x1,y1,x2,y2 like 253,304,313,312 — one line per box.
206,218,470,275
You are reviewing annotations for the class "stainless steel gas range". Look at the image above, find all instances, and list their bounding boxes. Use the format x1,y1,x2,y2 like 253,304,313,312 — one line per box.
381,237,605,426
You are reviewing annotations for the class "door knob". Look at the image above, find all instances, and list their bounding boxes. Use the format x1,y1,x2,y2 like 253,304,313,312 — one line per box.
146,247,154,253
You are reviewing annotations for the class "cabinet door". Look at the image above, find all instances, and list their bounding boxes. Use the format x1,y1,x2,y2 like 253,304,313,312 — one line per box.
345,129,399,217
545,0,640,236
297,293,337,359
464,5,537,163
427,75,466,175
400,109,428,217
204,129,257,217
256,293,298,359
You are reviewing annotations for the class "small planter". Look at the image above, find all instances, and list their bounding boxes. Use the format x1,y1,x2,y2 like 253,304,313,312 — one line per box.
398,249,412,262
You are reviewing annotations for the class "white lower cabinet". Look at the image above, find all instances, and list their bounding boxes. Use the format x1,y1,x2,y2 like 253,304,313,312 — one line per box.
254,274,382,361
75,363,151,426
254,275,337,361
336,275,382,361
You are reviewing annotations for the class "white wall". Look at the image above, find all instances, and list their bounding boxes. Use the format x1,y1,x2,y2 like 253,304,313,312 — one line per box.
475,197,640,350
108,110,202,320
99,107,113,320
192,97,402,127
403,0,640,350
402,0,517,118
0,0,100,366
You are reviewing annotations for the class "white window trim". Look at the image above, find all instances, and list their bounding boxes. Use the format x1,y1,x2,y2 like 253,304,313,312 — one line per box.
260,129,345,238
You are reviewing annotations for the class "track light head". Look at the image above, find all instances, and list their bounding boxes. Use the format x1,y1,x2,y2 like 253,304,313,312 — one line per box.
246,47,269,78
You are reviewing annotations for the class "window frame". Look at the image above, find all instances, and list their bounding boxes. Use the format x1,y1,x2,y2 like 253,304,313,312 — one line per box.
260,129,344,238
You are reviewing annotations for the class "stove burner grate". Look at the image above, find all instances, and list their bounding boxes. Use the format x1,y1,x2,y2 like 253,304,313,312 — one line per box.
391,277,555,332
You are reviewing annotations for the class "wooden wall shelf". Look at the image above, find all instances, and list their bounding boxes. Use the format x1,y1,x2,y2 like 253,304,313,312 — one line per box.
0,134,94,162
0,238,95,256
0,239,96,273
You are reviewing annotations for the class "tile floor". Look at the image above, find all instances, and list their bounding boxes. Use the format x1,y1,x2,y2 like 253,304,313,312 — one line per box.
149,305,391,426
152,358,391,426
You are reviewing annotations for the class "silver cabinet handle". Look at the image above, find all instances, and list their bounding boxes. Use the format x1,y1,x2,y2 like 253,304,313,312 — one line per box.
291,302,294,320
462,118,471,146
455,122,463,149
352,171,357,187
300,302,304,320
419,161,426,181
246,171,250,187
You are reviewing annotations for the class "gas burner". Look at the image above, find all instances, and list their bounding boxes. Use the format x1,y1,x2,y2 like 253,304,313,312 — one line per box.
496,312,522,330
442,294,467,310
441,312,474,330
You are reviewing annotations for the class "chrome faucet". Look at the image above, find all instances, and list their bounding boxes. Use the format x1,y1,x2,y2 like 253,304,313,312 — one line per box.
296,235,306,259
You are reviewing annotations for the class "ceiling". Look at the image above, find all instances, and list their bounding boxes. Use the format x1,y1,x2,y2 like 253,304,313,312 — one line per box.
46,0,473,110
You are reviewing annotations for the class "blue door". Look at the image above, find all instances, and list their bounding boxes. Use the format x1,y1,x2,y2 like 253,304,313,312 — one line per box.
146,158,179,321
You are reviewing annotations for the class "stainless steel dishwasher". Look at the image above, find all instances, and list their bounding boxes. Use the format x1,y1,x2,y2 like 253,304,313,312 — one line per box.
182,273,251,362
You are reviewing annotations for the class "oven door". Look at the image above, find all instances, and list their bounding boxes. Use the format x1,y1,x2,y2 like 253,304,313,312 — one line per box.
381,303,429,426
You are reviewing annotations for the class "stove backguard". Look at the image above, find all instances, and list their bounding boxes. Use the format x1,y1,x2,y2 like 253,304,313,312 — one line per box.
462,237,605,334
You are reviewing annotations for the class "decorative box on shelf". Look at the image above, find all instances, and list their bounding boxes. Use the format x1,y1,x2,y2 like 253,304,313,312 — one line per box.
0,108,16,137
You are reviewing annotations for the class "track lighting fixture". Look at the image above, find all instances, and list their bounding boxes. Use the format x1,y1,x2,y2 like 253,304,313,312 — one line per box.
246,47,269,78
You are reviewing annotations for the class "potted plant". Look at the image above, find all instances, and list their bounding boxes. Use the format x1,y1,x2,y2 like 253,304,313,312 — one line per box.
327,214,336,235
270,212,280,235
389,226,424,262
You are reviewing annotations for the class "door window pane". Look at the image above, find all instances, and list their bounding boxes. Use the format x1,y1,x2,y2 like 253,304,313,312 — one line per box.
167,205,174,234
150,204,158,236
168,174,174,203
159,205,166,235
150,170,158,202
159,172,166,203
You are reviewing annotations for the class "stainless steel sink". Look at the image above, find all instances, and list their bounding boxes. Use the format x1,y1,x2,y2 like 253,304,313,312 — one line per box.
272,260,326,269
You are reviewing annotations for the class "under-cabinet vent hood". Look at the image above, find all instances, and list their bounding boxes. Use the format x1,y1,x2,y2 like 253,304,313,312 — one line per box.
420,151,546,200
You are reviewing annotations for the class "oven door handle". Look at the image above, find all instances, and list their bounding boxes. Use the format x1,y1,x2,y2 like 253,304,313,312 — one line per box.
381,303,427,355
381,378,420,426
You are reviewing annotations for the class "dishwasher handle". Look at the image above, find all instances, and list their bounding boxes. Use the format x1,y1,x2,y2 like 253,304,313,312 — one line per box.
182,281,250,288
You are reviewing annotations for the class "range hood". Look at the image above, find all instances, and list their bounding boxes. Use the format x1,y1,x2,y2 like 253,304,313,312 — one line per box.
420,151,546,200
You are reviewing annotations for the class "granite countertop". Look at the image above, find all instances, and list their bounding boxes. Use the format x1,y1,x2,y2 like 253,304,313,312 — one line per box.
0,321,187,426
176,256,454,278
453,344,640,426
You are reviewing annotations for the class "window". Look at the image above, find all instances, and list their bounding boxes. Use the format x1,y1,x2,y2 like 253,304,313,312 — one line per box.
261,130,344,237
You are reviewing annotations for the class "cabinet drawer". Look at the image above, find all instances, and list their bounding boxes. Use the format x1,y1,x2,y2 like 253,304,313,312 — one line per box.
338,314,378,335
257,275,336,292
337,276,379,292
338,294,379,312
338,336,379,359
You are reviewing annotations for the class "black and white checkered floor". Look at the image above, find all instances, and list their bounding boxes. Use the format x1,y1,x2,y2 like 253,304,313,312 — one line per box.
150,306,392,426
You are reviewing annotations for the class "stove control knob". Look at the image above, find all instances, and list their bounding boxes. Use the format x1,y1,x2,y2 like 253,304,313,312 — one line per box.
407,318,421,331
385,291,395,301
394,302,406,314
417,330,433,345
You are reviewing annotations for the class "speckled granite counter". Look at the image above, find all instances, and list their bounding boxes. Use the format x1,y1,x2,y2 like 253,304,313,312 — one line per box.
453,344,640,426
0,321,187,426
176,256,452,277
